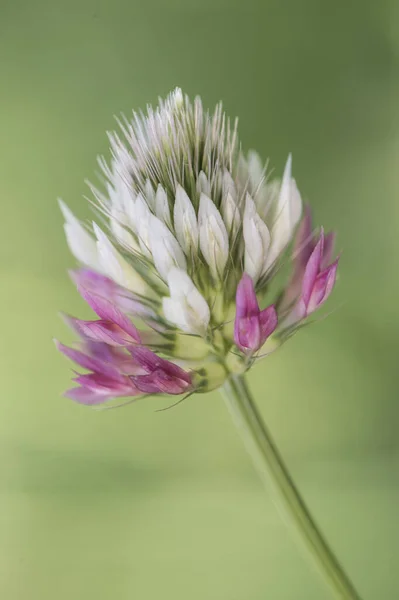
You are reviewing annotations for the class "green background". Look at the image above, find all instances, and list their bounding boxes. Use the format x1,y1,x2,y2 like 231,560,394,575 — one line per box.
0,1,397,598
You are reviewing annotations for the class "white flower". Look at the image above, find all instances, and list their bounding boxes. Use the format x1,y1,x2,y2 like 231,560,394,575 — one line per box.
196,171,211,196
265,154,302,271
155,185,172,228
247,150,265,191
221,191,241,238
198,193,229,280
222,169,236,199
163,268,210,335
243,194,271,282
144,180,156,211
149,216,187,281
174,185,198,255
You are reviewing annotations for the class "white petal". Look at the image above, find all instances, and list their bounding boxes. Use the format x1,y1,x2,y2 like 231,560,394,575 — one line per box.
196,171,211,196
59,200,100,270
236,153,249,188
276,154,303,236
124,191,138,232
155,185,172,228
144,179,155,210
107,169,138,234
247,150,264,190
163,268,210,336
264,154,302,272
162,297,190,333
173,185,198,255
109,203,140,253
149,216,186,281
243,194,270,282
93,223,148,295
258,179,280,220
198,193,229,279
172,87,183,108
221,191,241,237
222,169,237,201
134,193,153,258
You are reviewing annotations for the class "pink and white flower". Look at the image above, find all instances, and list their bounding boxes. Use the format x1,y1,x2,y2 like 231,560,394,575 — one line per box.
56,89,339,403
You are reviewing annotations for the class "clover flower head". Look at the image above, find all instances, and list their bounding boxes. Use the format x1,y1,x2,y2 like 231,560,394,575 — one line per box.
57,88,339,405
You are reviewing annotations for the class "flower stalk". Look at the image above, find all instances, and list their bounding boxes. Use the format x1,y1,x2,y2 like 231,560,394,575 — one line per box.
222,374,362,600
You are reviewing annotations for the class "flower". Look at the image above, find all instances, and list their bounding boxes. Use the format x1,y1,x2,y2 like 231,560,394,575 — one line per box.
234,274,277,355
281,208,339,328
57,88,339,405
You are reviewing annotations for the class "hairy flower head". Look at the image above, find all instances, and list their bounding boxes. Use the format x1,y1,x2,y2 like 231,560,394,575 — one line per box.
57,88,339,405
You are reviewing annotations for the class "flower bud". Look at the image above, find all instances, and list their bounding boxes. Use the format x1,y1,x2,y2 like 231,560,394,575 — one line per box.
300,231,339,316
149,215,187,281
221,192,241,238
286,230,339,324
155,185,172,228
198,193,229,280
174,185,198,255
243,194,270,282
264,154,302,272
234,274,278,354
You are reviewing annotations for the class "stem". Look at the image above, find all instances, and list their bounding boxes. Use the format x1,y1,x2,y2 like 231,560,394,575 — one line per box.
222,374,362,600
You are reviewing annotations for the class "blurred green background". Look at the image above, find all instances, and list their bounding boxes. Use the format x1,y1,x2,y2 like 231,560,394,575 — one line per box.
0,0,397,598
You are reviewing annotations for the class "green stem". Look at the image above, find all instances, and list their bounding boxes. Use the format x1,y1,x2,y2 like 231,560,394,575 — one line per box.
222,374,362,600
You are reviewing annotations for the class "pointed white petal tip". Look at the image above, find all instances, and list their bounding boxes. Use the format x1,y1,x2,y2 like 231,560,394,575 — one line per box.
283,153,292,181
58,199,76,223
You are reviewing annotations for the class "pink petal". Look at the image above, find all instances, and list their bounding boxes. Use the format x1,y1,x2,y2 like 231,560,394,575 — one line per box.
134,370,191,395
129,346,192,384
79,290,141,343
235,273,260,318
301,230,324,307
259,304,278,342
294,205,314,269
321,232,336,270
84,341,146,376
74,372,139,396
234,274,278,354
64,387,112,405
234,315,262,354
307,258,339,314
55,341,123,380
71,269,153,317
67,317,138,346
84,340,124,363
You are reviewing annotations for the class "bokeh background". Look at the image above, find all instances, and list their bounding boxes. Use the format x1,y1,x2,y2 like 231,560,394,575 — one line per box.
0,0,397,598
